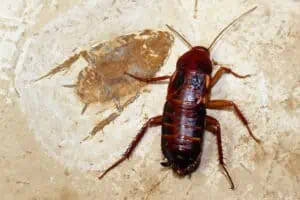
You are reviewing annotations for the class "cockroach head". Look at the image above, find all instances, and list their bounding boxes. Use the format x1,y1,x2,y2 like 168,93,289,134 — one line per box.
191,46,212,74
177,46,212,74
192,46,210,57
193,46,209,53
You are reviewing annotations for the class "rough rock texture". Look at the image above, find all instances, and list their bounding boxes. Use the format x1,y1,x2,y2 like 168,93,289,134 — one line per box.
1,0,299,199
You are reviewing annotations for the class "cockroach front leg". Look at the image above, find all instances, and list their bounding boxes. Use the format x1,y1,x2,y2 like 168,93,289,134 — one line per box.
98,115,162,179
209,66,250,89
205,115,235,189
34,50,94,82
206,100,261,143
125,72,171,83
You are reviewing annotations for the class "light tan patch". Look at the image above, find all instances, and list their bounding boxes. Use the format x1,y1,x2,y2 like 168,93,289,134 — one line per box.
35,29,174,137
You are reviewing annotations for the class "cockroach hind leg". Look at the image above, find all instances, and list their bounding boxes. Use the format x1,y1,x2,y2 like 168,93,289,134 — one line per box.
246,125,261,144
98,115,162,180
112,97,122,112
219,164,235,190
89,113,120,137
205,115,235,189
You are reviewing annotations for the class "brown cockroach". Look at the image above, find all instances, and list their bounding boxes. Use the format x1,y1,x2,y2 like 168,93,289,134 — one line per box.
98,7,261,189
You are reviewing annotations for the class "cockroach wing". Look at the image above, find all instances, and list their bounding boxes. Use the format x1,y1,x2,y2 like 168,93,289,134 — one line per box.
32,29,174,137
75,30,174,113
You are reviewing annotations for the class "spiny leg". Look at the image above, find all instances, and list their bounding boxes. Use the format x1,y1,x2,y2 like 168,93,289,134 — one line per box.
209,66,250,89
86,94,142,141
81,103,89,115
81,113,121,142
206,100,261,143
82,112,121,142
62,84,77,88
125,72,171,83
34,50,91,82
91,113,120,136
112,96,122,112
98,115,162,179
205,115,235,189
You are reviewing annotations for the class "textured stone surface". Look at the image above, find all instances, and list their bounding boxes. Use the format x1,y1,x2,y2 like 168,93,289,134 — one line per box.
1,0,299,199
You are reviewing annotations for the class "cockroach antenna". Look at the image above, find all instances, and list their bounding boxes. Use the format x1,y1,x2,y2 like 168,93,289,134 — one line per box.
166,7,257,52
166,24,193,49
208,6,257,53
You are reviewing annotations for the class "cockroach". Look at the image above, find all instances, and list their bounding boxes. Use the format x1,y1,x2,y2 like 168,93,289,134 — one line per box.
98,7,261,189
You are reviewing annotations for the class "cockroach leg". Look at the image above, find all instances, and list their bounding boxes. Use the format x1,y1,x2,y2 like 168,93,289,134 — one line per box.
90,113,120,137
125,72,171,83
86,95,142,141
34,50,91,82
81,103,89,115
112,96,122,112
98,115,162,179
206,100,261,143
205,115,235,190
209,67,250,89
62,84,77,88
81,112,121,142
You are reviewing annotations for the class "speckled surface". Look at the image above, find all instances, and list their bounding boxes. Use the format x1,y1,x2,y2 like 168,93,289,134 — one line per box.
1,0,300,199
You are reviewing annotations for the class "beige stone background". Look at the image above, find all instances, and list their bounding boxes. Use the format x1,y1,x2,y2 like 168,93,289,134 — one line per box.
1,0,300,199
